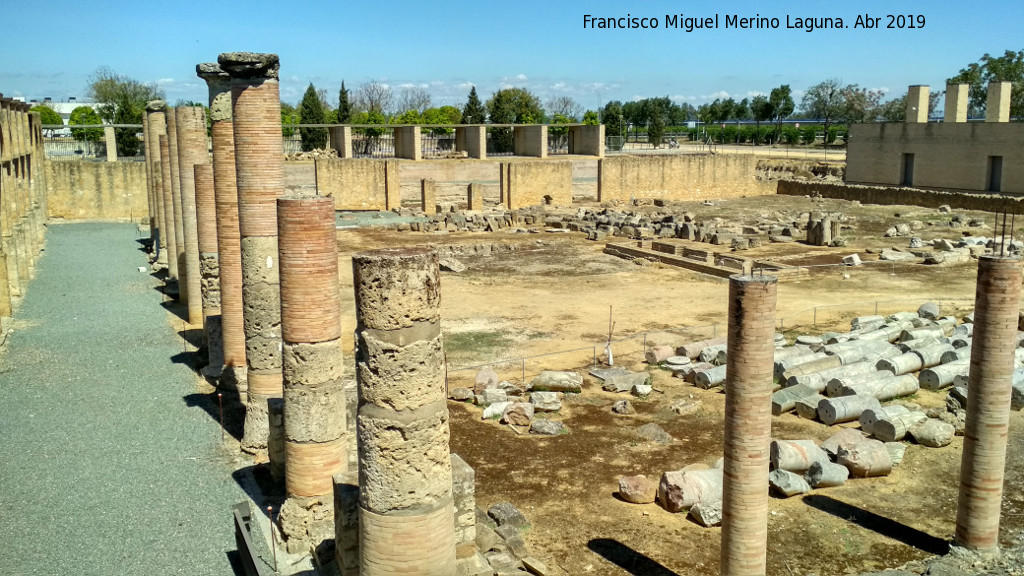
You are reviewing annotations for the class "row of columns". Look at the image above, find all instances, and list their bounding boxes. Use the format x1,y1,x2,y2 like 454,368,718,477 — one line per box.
0,95,49,319
720,256,1022,576
138,52,457,571
906,81,1014,123
329,123,605,160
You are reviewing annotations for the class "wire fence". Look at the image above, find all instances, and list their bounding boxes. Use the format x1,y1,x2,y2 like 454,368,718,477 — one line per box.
42,124,145,162
444,296,975,390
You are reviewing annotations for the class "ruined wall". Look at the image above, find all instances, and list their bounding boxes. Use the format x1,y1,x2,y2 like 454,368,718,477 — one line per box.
504,160,573,209
598,154,776,202
316,158,399,210
846,123,1024,193
47,161,148,220
777,179,1024,212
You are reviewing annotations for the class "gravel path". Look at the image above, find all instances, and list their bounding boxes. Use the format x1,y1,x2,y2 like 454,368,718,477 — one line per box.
0,222,246,576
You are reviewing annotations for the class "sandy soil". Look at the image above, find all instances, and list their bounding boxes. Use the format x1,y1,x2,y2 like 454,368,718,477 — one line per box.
333,194,1023,576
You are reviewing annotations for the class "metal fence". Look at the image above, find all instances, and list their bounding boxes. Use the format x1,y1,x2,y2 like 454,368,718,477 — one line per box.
444,296,975,390
42,124,145,162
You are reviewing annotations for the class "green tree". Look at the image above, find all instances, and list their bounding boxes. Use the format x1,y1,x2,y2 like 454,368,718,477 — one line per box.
87,66,163,123
582,110,599,125
648,104,665,147
601,101,624,136
486,87,543,153
281,103,299,137
750,95,774,142
68,105,103,142
423,106,462,135
461,86,486,124
800,79,846,140
947,49,1024,118
298,83,328,151
769,84,795,141
112,94,146,157
31,105,62,126
395,109,422,124
337,81,352,123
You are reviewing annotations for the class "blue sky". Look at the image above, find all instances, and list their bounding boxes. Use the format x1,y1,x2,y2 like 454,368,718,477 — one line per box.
2,0,1021,111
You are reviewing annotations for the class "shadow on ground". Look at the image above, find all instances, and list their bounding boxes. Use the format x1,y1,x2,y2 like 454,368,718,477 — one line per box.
802,494,950,556
588,538,680,576
184,390,246,441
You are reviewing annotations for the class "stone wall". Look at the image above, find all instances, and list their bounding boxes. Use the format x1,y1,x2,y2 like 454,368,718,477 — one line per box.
47,161,149,220
846,122,1024,193
504,160,573,209
316,158,399,211
777,179,1024,212
598,154,776,203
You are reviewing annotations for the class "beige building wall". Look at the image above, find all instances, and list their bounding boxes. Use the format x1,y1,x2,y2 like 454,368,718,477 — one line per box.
47,161,148,219
569,125,605,157
504,160,572,209
455,126,486,159
987,82,1012,123
394,126,421,160
513,125,547,158
317,158,399,210
598,154,775,202
846,123,1024,193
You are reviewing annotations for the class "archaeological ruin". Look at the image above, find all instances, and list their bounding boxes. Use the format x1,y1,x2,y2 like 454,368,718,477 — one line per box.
6,53,1024,576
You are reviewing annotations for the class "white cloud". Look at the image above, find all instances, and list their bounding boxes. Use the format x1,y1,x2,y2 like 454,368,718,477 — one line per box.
704,90,730,100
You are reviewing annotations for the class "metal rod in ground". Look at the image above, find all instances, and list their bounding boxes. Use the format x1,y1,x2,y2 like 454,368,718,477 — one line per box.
268,506,277,572
522,358,526,384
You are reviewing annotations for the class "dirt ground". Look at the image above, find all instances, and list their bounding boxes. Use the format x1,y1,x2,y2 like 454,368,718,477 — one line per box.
333,194,1024,576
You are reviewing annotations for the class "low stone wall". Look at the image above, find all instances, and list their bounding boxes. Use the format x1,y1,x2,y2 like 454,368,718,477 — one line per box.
504,160,573,209
598,154,776,202
777,180,1024,212
47,161,149,220
316,158,399,211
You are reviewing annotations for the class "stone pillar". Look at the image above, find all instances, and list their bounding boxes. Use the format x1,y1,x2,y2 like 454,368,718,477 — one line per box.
142,108,154,242
175,106,208,325
330,126,352,158
103,126,117,161
167,109,187,294
945,84,969,123
513,125,547,158
420,179,436,214
955,256,1024,551
146,100,168,266
159,133,179,282
277,194,347,552
198,62,247,394
352,247,456,576
220,51,285,453
467,183,482,211
986,81,1012,123
721,274,778,576
194,162,223,374
568,124,606,157
394,125,422,160
455,126,486,159
906,85,929,123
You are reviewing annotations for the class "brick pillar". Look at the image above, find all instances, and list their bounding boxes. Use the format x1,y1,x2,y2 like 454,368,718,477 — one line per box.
159,134,179,282
167,108,187,292
721,274,778,576
955,256,1024,551
145,100,168,266
220,51,286,453
421,179,436,214
198,63,247,394
352,248,456,576
175,106,207,324
195,163,224,374
276,194,347,551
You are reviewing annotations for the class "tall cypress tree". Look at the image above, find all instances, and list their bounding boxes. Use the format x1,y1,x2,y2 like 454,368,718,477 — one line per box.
337,80,352,124
299,83,328,151
462,86,486,124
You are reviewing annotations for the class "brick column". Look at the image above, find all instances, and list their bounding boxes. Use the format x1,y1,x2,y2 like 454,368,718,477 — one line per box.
176,106,207,325
167,109,187,292
220,51,286,453
159,133,179,282
955,256,1024,551
197,63,247,394
276,194,347,551
145,100,168,266
142,108,154,242
352,248,456,576
721,274,778,576
194,163,223,374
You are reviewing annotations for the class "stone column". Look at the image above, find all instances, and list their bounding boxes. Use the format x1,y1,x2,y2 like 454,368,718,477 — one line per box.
142,108,154,241
194,162,223,373
721,274,778,576
176,106,208,325
159,133,179,282
467,183,482,211
197,63,246,394
277,193,347,551
955,256,1024,551
945,84,969,123
104,126,117,162
986,82,1012,123
421,179,436,214
330,126,352,158
906,85,929,123
145,100,168,266
352,247,456,576
219,51,286,453
167,109,187,293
